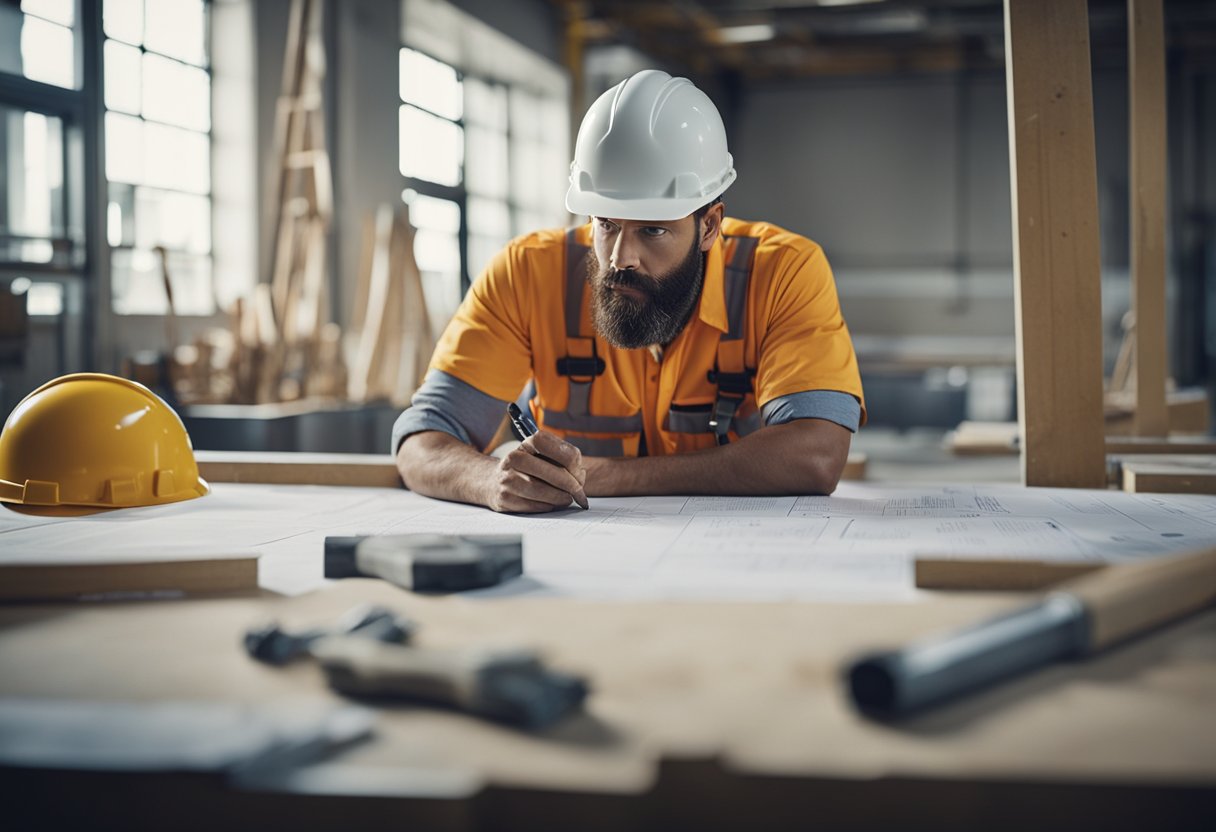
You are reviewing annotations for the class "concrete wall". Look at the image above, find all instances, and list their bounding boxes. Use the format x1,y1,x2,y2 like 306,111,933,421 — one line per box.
725,67,1140,348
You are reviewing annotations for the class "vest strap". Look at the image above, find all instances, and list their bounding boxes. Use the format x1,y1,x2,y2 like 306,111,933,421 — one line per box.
711,234,760,443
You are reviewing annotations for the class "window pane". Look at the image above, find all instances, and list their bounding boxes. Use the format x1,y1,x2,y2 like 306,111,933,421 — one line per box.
20,16,75,88
463,78,506,129
0,108,67,264
27,281,64,316
21,0,73,27
142,52,210,131
513,210,548,238
399,48,462,121
105,111,144,185
467,197,510,238
134,187,211,254
404,192,460,234
103,0,143,45
144,121,210,194
465,124,508,198
413,229,460,273
469,235,506,279
510,140,543,210
509,89,542,141
107,183,136,247
421,271,461,338
539,97,567,149
399,105,463,187
104,40,142,114
112,248,213,315
145,0,206,67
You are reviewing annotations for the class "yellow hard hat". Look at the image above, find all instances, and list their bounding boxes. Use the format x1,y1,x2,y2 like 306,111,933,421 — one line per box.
0,373,209,515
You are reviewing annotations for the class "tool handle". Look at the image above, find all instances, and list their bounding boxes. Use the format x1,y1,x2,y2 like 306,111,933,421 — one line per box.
1063,545,1216,651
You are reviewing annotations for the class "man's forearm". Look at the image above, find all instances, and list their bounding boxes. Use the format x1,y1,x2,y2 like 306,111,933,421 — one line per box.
585,420,851,497
396,430,498,507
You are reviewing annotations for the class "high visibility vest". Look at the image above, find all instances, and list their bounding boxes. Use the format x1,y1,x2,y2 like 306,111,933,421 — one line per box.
531,227,764,456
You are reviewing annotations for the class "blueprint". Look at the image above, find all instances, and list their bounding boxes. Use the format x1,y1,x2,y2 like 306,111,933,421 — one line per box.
3,482,1215,601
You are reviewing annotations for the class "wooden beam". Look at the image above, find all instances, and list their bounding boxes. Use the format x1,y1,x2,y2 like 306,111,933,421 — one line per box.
1106,436,1216,455
1121,456,1216,494
1004,0,1107,488
196,450,402,488
1129,0,1169,436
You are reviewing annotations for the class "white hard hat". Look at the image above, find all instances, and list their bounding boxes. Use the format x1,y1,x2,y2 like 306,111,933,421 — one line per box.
565,69,736,222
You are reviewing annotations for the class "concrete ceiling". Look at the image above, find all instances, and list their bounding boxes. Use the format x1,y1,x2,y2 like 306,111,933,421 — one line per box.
554,0,1216,81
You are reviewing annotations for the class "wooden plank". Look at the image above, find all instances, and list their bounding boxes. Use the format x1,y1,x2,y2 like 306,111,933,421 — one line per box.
5,579,1215,815
841,452,867,481
348,204,396,402
1106,436,1216,455
1107,387,1212,435
1122,457,1216,494
196,450,401,488
1129,0,1169,436
915,558,1105,591
946,421,1020,456
1004,0,1107,488
397,206,435,405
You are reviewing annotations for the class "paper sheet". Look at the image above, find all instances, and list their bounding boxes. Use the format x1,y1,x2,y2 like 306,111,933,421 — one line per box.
3,482,1215,601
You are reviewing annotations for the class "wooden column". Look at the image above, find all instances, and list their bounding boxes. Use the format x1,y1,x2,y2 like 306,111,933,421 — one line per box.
1129,0,1169,436
1004,0,1107,488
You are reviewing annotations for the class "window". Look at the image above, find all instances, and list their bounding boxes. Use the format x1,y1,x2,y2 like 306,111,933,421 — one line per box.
0,3,82,332
103,0,214,315
398,47,569,335
0,1,79,90
0,107,69,266
399,47,465,334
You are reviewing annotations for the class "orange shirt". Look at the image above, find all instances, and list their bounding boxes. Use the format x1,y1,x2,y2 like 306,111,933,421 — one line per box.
431,217,865,456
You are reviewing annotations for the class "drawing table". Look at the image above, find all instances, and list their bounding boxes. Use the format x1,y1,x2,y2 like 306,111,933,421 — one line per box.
2,459,1215,830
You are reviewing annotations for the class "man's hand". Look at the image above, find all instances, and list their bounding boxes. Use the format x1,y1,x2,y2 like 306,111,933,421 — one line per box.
488,432,588,513
397,429,587,514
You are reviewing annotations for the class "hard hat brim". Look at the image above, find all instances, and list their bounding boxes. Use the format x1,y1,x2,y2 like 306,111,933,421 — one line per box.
2,502,121,517
565,170,736,223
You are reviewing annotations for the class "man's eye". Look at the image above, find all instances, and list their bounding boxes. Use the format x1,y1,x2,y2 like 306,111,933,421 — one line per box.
598,219,618,233
642,227,667,237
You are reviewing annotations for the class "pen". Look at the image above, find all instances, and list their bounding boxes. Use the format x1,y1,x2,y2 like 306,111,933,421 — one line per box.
506,403,589,510
845,545,1216,717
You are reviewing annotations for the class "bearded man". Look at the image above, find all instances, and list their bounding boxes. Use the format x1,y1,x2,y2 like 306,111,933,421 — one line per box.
393,70,865,513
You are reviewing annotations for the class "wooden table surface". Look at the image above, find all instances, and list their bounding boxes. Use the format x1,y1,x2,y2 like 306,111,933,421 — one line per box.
2,574,1214,831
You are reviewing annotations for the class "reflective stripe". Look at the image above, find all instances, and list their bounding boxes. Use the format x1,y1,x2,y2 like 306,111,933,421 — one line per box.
564,227,590,338
567,378,592,417
711,234,760,443
736,411,762,435
665,407,762,435
565,435,626,457
544,409,644,433
722,235,758,342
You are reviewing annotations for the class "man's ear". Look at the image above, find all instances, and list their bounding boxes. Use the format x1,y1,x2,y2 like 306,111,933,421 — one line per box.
700,202,725,252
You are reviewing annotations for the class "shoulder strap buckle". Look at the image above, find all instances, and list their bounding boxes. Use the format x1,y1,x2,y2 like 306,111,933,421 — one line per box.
557,352,606,381
706,367,755,396
708,394,743,446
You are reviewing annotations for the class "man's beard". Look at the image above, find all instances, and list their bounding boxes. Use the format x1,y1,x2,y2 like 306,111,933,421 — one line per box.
587,236,705,350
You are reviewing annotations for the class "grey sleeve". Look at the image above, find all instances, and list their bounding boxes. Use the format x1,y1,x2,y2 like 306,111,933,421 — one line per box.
390,370,512,454
761,390,862,433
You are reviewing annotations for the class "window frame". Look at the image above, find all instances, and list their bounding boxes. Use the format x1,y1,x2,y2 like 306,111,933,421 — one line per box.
0,0,99,376
102,0,216,317
398,45,570,313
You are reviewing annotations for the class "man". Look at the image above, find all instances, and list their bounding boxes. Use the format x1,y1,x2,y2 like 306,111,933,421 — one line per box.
394,69,865,513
